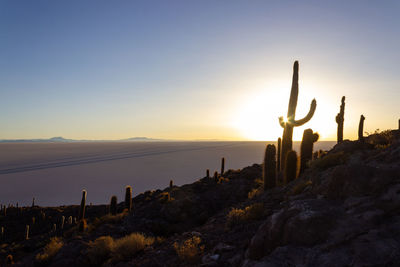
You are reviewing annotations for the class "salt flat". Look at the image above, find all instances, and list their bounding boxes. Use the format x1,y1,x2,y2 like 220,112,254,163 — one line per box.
0,141,335,206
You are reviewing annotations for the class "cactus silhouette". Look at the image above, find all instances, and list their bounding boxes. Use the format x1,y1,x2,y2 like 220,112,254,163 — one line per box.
263,144,276,190
31,197,35,208
110,195,117,215
221,157,225,176
206,169,210,178
79,190,86,220
169,180,173,188
336,96,345,143
213,171,218,182
25,225,29,240
284,150,298,184
279,61,316,171
78,219,86,232
61,216,65,230
125,186,132,212
300,129,319,174
359,115,365,142
277,138,281,171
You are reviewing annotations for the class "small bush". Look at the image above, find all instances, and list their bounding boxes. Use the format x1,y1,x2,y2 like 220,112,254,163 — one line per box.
310,151,347,170
248,187,263,199
226,203,264,228
35,237,64,263
173,236,204,263
289,180,312,195
87,233,155,264
87,236,115,265
113,233,154,261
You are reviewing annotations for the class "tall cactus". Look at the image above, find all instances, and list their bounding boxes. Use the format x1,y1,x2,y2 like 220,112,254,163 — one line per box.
25,225,29,240
125,186,132,212
277,138,281,172
300,129,319,174
110,195,117,215
206,169,210,178
284,150,298,184
79,190,87,220
279,61,317,170
336,96,345,143
263,144,276,190
358,115,365,142
221,157,225,176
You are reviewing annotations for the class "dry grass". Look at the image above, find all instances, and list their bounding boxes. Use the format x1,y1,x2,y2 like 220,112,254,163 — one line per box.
310,151,347,170
87,233,155,264
173,236,204,263
35,237,64,264
226,203,265,228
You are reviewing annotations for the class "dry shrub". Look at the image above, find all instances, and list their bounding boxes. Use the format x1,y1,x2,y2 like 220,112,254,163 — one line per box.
173,236,204,263
310,151,347,170
87,233,155,264
113,233,154,261
226,203,264,228
35,237,64,263
289,180,312,196
92,212,127,227
87,236,115,265
248,187,263,199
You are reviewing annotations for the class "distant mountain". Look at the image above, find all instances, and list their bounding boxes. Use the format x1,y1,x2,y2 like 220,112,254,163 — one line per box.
0,137,163,143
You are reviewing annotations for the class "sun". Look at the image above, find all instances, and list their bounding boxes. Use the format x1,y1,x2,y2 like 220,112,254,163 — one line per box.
231,82,337,141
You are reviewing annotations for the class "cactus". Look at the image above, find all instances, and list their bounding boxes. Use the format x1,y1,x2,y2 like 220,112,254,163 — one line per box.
110,195,117,215
213,171,218,182
53,223,57,232
279,61,317,171
206,169,210,178
32,197,35,208
336,96,345,143
263,144,276,190
78,219,86,232
221,157,225,176
277,138,281,172
358,115,365,142
68,216,73,225
1,226,4,239
300,129,319,174
125,186,132,212
25,225,29,240
169,180,173,188
32,217,35,225
61,216,65,230
79,190,87,220
284,150,298,184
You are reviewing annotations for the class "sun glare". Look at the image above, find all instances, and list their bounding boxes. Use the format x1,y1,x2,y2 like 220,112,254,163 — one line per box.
231,82,337,141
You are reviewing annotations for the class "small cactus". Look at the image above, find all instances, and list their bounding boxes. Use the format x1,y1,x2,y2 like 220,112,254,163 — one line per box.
32,197,35,208
358,115,365,142
1,226,4,239
263,144,276,190
68,216,73,225
61,216,65,230
125,186,132,212
206,169,210,178
277,138,282,172
53,223,57,233
284,150,298,184
25,225,29,240
300,129,319,174
32,217,35,225
213,171,218,182
110,195,117,215
336,96,345,143
169,180,173,188
221,157,225,176
79,190,87,220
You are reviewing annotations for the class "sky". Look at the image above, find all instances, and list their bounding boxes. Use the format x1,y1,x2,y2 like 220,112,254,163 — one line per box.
0,0,399,141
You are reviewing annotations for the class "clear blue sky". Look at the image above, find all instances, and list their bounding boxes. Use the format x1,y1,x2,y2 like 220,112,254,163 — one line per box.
0,0,399,140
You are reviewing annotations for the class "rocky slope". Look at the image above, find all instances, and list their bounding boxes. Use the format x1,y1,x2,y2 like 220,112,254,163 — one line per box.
1,130,399,267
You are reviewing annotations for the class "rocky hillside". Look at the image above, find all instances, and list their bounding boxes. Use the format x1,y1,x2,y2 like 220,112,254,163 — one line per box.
1,130,399,267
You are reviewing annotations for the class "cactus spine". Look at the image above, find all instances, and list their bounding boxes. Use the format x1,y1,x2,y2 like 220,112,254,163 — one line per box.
358,115,365,142
277,138,281,171
263,144,276,190
125,186,132,212
284,150,298,184
300,129,319,174
110,195,117,215
336,96,345,143
279,61,317,171
79,190,86,220
221,157,225,176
